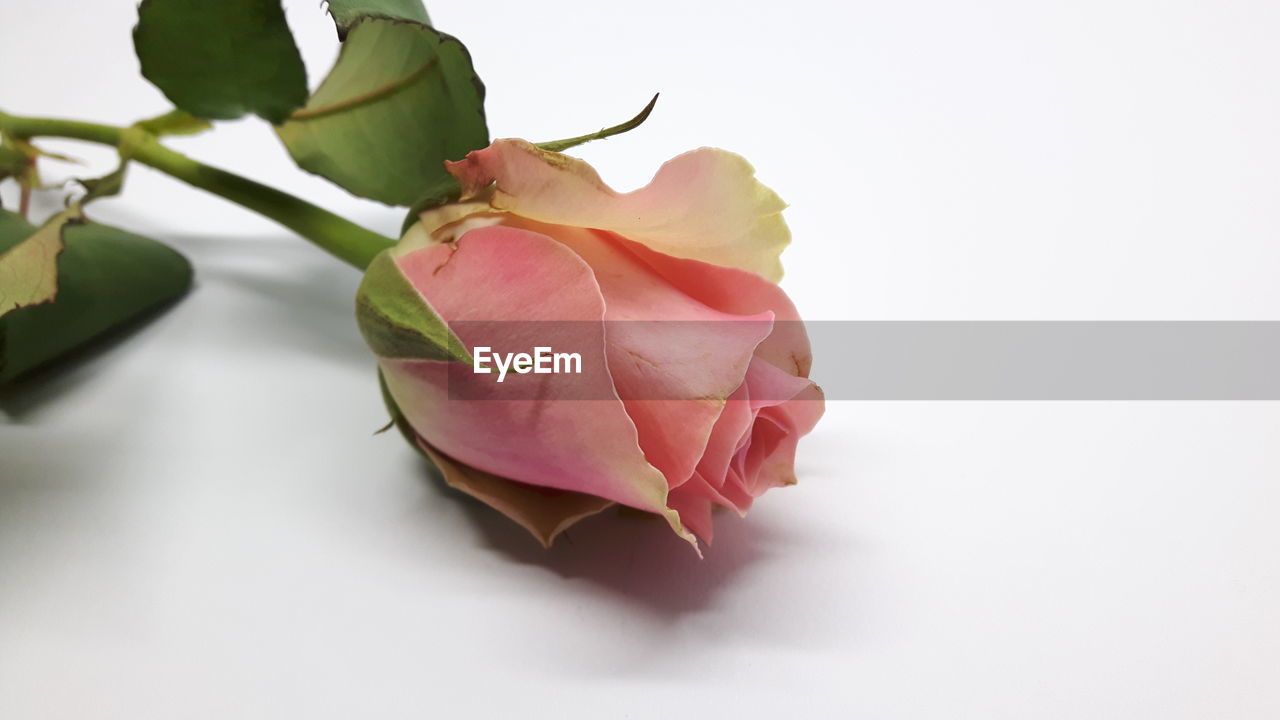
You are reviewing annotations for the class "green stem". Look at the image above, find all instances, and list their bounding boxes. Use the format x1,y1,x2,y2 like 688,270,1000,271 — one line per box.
0,111,394,270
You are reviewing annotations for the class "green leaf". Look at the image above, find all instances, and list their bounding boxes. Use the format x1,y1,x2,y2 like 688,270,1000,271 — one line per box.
0,211,193,383
277,18,488,206
326,0,431,35
133,0,309,124
0,209,81,319
535,94,661,153
355,251,469,363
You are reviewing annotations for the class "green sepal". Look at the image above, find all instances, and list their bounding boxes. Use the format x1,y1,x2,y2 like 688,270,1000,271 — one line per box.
377,367,420,445
0,210,192,383
535,94,660,153
355,250,470,363
133,0,309,124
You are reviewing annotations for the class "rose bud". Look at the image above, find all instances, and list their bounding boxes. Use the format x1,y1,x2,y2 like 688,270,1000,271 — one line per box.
357,140,823,550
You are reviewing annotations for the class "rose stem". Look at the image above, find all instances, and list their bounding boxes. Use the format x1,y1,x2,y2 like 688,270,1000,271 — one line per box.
0,111,395,270
18,182,31,220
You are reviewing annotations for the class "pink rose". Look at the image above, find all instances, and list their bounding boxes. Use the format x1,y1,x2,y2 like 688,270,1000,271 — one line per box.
358,140,823,550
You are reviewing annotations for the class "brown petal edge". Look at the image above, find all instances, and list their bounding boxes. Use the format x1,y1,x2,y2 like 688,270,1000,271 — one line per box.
417,439,615,548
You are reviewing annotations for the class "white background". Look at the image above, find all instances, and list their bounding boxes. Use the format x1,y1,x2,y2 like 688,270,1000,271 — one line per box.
2,1,1279,717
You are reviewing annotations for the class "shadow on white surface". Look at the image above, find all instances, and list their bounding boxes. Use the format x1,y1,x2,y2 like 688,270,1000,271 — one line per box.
1,232,367,422
0,296,191,423
177,234,373,369
413,451,791,618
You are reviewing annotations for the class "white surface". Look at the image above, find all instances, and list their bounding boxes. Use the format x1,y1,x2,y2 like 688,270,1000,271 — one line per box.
2,1,1279,718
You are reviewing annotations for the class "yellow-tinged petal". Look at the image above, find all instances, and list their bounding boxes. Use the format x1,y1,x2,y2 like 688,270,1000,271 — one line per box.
446,140,790,281
404,200,498,250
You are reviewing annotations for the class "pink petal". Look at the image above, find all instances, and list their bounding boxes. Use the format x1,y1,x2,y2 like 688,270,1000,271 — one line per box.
523,224,774,489
737,359,826,496
379,225,692,543
747,382,826,495
691,357,826,522
693,379,754,493
608,234,814,379
665,472,742,544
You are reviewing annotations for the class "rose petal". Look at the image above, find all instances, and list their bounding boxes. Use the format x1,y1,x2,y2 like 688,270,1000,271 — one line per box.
514,224,774,489
665,472,741,544
380,225,694,546
691,357,825,522
446,139,790,281
693,376,754,491
747,382,825,495
736,359,826,496
403,201,502,249
609,234,813,378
